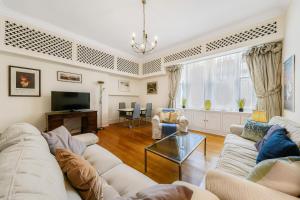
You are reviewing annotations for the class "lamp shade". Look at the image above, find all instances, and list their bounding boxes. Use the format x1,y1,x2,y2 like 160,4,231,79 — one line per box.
252,111,267,123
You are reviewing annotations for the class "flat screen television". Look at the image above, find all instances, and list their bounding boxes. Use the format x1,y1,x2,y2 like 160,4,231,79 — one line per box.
51,91,90,111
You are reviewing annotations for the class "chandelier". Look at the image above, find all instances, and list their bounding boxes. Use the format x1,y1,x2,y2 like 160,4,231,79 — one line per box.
131,0,158,54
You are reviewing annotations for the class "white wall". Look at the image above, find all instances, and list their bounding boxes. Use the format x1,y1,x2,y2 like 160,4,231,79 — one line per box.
0,52,141,132
139,75,169,114
283,0,300,123
107,75,141,124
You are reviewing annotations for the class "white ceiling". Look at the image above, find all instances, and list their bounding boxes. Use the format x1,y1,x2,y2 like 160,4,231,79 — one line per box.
1,0,290,57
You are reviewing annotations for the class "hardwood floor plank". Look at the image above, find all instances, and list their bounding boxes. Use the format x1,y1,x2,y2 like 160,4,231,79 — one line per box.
97,122,224,185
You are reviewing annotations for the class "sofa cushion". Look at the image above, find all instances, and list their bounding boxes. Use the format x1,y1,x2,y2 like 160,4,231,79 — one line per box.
241,120,271,142
102,164,156,197
83,144,122,175
64,177,82,200
247,157,300,197
269,116,300,148
42,126,86,155
256,130,300,163
0,123,68,200
216,134,258,177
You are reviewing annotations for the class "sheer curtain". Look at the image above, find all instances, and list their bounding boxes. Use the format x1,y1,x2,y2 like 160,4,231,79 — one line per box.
177,52,256,111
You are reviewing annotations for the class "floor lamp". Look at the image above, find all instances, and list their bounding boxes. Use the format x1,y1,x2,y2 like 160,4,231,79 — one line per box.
97,81,105,131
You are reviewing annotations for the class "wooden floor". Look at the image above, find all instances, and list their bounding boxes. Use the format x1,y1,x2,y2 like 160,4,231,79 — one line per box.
97,122,224,185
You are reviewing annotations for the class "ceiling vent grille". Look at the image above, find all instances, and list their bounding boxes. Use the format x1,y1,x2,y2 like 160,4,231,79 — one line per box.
117,58,139,75
143,58,162,75
164,45,202,63
206,21,277,52
77,44,114,69
4,21,73,60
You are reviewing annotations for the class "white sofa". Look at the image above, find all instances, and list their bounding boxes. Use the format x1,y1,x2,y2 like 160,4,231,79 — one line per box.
205,116,300,200
152,109,189,140
0,123,218,200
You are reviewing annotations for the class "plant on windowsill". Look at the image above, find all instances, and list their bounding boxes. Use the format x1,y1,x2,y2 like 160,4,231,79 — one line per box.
237,98,246,112
204,99,211,110
182,98,187,109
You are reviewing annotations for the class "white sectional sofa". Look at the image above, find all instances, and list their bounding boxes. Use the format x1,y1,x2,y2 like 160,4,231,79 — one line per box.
0,123,218,200
205,116,300,200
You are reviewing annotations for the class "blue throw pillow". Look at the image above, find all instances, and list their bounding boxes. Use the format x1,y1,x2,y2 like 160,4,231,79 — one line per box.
256,129,300,163
255,125,284,151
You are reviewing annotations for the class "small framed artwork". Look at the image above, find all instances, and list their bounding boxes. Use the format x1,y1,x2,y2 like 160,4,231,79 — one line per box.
284,55,295,112
119,80,130,92
147,81,158,94
57,71,82,83
9,66,41,97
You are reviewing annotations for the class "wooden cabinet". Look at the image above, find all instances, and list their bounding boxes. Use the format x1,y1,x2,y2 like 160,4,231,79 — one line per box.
192,110,206,130
46,110,97,134
182,109,251,136
222,113,241,133
205,112,221,131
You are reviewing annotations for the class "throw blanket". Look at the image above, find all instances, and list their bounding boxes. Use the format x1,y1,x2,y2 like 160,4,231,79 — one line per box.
162,123,177,137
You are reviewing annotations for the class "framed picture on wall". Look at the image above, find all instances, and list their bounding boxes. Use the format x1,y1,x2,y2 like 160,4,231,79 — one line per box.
283,55,295,112
9,66,41,97
57,71,82,83
119,80,130,92
147,81,158,94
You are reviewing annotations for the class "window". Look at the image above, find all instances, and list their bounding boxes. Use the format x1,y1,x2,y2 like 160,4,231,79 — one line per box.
176,52,256,111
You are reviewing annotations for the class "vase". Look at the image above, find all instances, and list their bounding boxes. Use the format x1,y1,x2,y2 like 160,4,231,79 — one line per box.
239,108,244,112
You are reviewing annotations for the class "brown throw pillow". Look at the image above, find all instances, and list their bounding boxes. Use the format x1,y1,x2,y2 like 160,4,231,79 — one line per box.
160,112,170,123
42,126,86,155
169,112,179,123
55,149,103,200
114,184,193,200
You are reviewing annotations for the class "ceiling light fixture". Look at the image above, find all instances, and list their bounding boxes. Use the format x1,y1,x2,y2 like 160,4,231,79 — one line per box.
131,0,158,54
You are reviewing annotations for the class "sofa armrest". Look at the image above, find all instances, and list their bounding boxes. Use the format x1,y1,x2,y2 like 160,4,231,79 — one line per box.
72,133,99,146
152,115,160,125
173,181,219,200
205,170,299,200
229,124,244,136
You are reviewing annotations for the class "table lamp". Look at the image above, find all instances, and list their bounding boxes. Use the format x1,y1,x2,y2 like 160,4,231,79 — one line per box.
252,111,267,123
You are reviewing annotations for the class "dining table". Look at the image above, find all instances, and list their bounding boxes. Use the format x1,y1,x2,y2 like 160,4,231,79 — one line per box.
117,107,147,128
117,107,146,113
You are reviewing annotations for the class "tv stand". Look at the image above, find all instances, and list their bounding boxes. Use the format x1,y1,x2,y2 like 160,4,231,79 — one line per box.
46,110,97,134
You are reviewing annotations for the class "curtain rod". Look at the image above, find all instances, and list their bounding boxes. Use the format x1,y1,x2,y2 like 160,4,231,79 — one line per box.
180,40,282,66
181,47,249,66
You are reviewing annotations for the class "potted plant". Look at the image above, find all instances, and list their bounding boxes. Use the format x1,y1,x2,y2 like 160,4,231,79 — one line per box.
204,99,211,110
182,98,187,109
237,99,245,112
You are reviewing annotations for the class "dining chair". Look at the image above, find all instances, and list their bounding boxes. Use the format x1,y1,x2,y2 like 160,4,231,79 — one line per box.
141,103,152,123
119,102,126,122
126,103,141,128
131,102,136,108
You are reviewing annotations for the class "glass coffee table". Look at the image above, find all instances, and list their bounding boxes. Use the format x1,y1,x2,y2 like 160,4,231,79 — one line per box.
145,131,206,180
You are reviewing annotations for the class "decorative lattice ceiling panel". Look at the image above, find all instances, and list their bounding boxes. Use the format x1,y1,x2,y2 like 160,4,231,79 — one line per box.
77,44,114,70
4,21,73,60
164,45,202,63
206,21,278,52
142,58,162,75
117,57,139,75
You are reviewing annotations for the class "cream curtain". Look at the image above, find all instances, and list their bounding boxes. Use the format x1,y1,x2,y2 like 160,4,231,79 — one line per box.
244,42,283,120
166,65,182,108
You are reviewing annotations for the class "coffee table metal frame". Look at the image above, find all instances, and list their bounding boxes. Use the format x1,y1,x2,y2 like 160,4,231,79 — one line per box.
144,132,206,180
